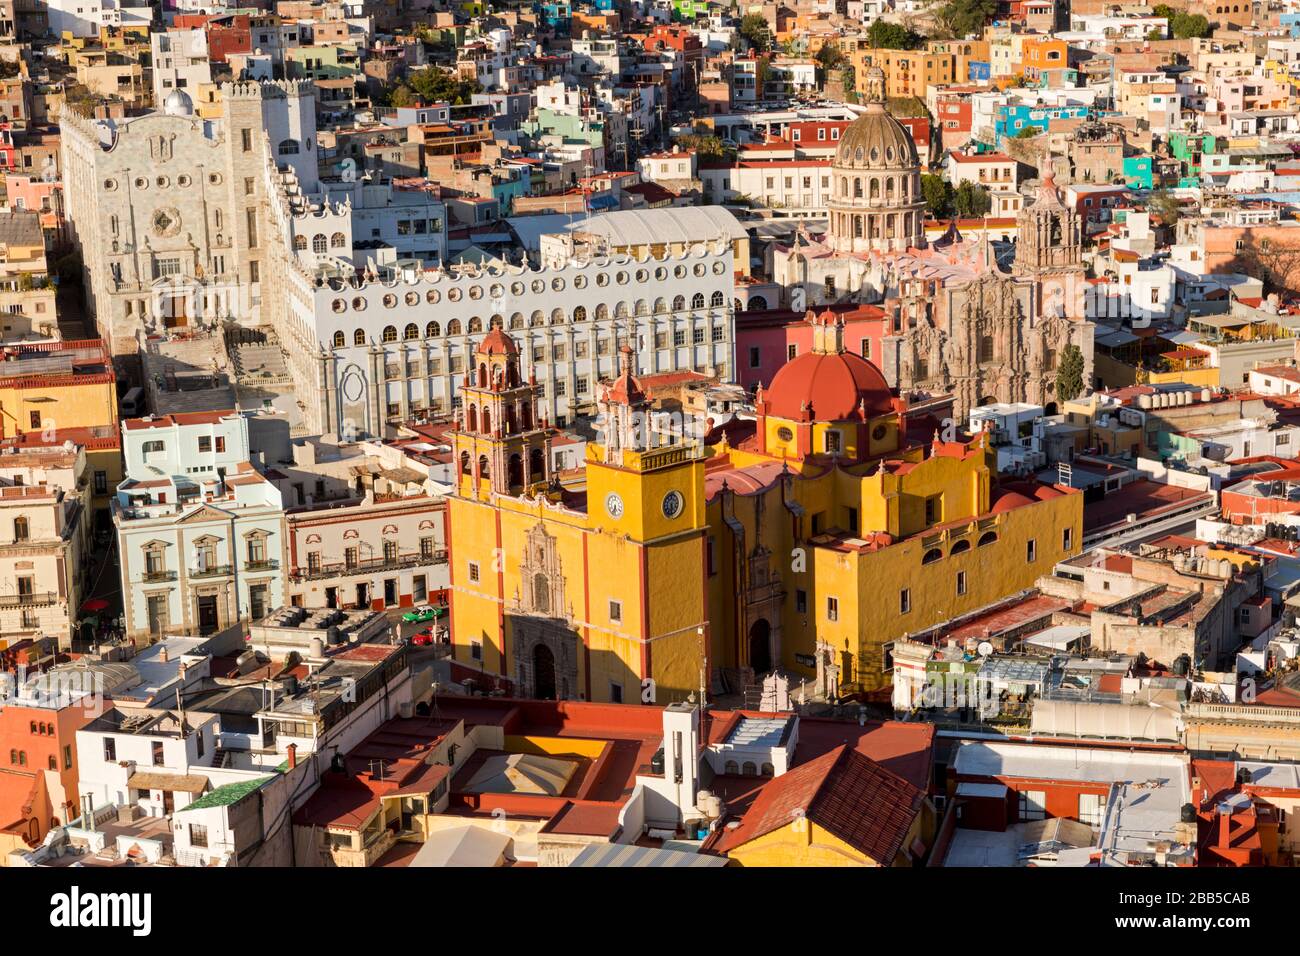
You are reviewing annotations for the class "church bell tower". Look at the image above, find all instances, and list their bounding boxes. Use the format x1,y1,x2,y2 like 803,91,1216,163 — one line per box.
453,328,551,502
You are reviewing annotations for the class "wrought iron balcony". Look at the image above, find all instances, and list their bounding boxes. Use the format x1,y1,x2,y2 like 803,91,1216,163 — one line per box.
0,591,57,608
190,564,233,579
290,550,448,583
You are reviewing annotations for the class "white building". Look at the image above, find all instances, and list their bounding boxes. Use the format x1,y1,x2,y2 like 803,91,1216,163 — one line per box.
76,706,221,816
151,27,213,109
46,0,151,38
113,411,287,642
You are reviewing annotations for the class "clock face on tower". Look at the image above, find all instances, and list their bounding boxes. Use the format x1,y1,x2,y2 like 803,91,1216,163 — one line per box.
662,490,684,520
605,492,624,519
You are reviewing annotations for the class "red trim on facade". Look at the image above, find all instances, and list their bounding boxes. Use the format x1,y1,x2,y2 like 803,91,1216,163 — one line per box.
495,507,506,677
582,532,592,700
638,545,651,684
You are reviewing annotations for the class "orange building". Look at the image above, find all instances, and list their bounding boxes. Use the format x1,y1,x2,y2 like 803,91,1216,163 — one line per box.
1020,37,1070,84
0,645,108,858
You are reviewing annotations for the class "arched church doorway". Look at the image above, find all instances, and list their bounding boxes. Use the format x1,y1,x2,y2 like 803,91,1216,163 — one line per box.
749,619,772,674
533,644,557,700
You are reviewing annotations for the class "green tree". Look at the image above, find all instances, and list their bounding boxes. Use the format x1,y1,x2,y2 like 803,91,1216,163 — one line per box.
1170,11,1210,38
738,13,771,52
868,19,924,50
1147,28,1164,41
676,129,730,159
815,43,845,71
952,180,992,218
1152,4,1176,18
940,0,998,38
1150,189,1182,226
921,173,954,218
1055,344,1085,402
386,84,419,108
398,67,481,106
1012,125,1040,139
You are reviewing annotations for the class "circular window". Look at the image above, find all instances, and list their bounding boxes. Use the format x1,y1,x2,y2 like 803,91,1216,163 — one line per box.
655,267,667,281
134,177,148,189
448,288,462,302
573,275,587,289
552,278,565,291
383,293,397,308
713,261,726,275
426,290,440,304
855,147,864,163
532,279,545,294
872,424,888,441
635,269,648,283
405,291,419,306
489,283,504,298
616,271,629,284
777,427,794,442
511,281,525,295
208,173,222,185
103,179,117,191
331,299,346,313
694,264,706,277
468,285,483,300
156,176,170,188
674,265,687,279
886,147,895,163
596,273,609,286
177,174,192,187
351,297,366,311
870,147,880,163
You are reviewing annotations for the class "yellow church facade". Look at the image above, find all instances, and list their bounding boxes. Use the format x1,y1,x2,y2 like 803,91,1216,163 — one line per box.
448,331,711,704
446,313,1082,703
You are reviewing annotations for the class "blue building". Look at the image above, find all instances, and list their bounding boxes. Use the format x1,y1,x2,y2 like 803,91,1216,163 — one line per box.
995,103,1090,144
539,2,573,35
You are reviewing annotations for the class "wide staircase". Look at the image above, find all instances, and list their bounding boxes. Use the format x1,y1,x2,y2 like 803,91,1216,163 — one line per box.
229,328,292,386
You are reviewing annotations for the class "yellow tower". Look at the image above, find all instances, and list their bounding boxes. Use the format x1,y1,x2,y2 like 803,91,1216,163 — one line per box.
447,337,711,704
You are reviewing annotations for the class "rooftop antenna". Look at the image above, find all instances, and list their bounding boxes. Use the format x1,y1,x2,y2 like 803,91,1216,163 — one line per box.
175,685,188,739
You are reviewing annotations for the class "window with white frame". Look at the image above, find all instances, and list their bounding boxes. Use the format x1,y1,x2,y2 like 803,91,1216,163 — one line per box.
1019,790,1047,821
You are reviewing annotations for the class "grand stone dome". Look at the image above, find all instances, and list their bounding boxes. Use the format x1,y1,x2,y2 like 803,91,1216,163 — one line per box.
825,66,925,255
834,101,920,171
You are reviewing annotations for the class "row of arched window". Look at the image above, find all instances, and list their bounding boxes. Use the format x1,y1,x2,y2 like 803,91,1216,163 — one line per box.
465,402,531,435
920,531,998,565
330,296,730,348
723,760,775,776
459,448,546,486
838,173,915,202
295,232,348,253
29,721,53,736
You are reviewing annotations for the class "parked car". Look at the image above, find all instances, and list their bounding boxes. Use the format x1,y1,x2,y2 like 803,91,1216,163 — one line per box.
411,627,435,647
402,605,437,624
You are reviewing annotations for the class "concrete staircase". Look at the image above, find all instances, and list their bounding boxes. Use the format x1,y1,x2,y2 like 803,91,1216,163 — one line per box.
231,330,292,385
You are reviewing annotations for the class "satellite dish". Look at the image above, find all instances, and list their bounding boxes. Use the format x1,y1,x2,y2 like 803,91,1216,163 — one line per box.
977,641,994,658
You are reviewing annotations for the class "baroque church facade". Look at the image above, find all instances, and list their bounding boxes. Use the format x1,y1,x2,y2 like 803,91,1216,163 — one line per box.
769,68,1093,419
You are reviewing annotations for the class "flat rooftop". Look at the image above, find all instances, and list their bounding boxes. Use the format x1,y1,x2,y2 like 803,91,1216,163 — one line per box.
954,740,1187,784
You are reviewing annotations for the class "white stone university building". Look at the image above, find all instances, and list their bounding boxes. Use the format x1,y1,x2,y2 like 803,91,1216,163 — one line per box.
63,80,739,438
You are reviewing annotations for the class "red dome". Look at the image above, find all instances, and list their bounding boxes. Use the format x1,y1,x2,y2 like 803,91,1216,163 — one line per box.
765,351,893,422
476,327,519,356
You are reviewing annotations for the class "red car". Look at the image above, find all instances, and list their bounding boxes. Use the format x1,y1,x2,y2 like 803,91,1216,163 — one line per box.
411,628,435,646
